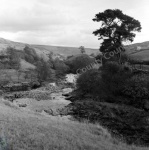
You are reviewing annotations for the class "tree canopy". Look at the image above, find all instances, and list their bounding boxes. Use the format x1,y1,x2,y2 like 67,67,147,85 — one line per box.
93,9,142,53
79,46,86,54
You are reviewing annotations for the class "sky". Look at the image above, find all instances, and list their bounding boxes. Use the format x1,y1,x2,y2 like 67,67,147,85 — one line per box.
0,0,149,48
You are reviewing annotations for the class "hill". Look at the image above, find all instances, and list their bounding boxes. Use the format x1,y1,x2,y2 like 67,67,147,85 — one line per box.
1,37,149,62
125,41,149,61
33,44,99,57
0,38,99,58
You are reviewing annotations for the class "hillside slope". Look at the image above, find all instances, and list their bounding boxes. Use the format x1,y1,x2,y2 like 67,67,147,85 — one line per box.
125,41,149,61
0,99,148,150
0,38,99,58
1,37,149,61
33,44,99,57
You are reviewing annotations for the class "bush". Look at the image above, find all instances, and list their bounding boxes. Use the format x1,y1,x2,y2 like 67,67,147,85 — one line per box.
6,47,20,69
23,46,39,64
122,74,149,108
65,54,95,73
76,62,132,101
76,61,149,107
35,58,54,82
53,58,70,78
100,62,132,97
76,69,103,97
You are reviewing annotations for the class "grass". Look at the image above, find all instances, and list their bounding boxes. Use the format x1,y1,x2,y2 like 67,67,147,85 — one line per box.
130,50,149,61
0,98,148,150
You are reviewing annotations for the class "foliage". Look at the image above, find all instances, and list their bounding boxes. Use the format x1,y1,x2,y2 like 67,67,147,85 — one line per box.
65,54,95,73
93,9,141,53
76,69,103,96
6,47,20,70
23,45,39,64
52,58,70,78
100,61,132,97
79,46,85,54
35,58,53,82
122,74,149,108
76,62,132,100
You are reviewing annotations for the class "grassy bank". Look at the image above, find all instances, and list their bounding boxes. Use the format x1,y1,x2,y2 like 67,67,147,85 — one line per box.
0,99,148,150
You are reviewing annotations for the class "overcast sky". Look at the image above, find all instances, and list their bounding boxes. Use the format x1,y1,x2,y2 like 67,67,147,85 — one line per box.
0,0,149,48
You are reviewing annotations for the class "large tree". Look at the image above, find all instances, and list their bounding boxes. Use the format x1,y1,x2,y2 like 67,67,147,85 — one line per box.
93,9,141,54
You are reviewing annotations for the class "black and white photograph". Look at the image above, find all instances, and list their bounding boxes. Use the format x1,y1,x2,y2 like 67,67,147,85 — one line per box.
0,0,149,149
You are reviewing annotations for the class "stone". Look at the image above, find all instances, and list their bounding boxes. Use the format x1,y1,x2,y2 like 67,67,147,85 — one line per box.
18,104,27,107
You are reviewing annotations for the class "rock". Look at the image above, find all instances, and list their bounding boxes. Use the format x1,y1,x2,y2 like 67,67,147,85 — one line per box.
44,109,54,116
18,104,27,107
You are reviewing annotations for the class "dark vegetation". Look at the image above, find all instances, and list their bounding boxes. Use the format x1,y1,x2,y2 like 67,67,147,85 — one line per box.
68,62,149,146
65,54,95,73
64,9,149,146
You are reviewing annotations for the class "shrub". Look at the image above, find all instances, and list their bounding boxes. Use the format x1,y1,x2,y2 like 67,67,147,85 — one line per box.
65,54,95,73
76,69,107,99
122,74,149,108
100,61,132,97
53,58,70,78
23,46,39,64
6,47,20,69
76,62,133,101
35,59,54,82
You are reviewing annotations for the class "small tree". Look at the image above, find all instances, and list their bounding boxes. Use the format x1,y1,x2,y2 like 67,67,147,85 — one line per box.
79,46,86,54
6,47,20,69
52,58,70,79
35,58,53,83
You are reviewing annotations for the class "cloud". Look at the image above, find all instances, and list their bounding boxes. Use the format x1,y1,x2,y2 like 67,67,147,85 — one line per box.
0,0,76,32
0,0,148,48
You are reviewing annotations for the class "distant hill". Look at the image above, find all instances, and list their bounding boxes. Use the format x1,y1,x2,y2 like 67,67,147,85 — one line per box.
0,38,99,58
125,41,149,61
32,45,99,57
0,37,149,61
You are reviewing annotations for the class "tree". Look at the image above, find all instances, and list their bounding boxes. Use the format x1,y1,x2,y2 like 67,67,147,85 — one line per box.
35,58,53,83
6,47,20,69
23,45,39,64
93,9,141,63
65,54,95,74
52,58,70,78
79,46,86,54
